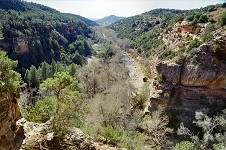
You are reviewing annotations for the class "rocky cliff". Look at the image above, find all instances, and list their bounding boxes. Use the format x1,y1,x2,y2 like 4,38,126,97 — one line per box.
0,93,24,150
148,43,226,126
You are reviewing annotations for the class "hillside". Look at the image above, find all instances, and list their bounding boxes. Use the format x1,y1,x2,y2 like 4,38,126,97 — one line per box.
96,15,124,25
0,0,95,72
110,2,226,134
108,9,183,40
65,13,99,26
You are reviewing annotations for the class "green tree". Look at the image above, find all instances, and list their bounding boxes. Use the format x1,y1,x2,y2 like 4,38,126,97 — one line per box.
40,61,49,81
0,50,21,98
29,65,39,88
24,69,30,84
40,72,81,133
51,59,57,76
68,63,79,77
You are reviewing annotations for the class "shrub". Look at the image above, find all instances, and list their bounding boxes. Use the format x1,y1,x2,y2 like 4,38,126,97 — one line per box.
119,132,145,150
212,43,226,62
102,126,121,145
218,10,226,26
213,142,226,150
157,73,164,83
24,97,57,123
160,49,174,60
132,92,147,110
177,110,226,149
187,39,203,51
173,141,195,150
203,32,214,43
197,15,208,23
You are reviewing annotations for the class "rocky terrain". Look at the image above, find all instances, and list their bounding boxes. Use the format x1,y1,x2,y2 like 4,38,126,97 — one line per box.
0,93,23,150
147,23,226,126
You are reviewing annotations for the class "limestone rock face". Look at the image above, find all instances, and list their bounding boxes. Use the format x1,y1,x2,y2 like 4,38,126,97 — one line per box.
0,94,22,150
149,44,226,124
14,37,30,54
156,46,226,89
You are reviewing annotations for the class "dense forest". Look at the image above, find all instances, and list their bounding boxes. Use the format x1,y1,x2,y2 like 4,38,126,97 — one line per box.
0,0,97,82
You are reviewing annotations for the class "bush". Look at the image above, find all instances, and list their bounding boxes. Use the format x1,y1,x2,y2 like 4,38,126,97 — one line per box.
24,97,57,123
177,110,226,149
197,15,208,23
160,49,174,60
157,73,164,83
102,126,121,145
213,142,226,150
119,132,145,150
187,39,203,51
173,141,195,150
218,10,226,26
132,92,147,110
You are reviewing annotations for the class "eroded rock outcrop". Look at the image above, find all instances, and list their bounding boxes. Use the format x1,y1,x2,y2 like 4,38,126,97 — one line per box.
0,93,24,150
16,118,118,150
148,44,226,124
156,44,226,89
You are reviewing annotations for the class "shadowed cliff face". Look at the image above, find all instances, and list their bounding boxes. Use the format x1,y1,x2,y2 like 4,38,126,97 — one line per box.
0,93,24,150
148,44,226,125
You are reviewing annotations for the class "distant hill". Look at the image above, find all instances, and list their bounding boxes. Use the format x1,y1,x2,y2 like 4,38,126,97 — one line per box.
108,9,184,40
96,15,124,25
65,13,99,26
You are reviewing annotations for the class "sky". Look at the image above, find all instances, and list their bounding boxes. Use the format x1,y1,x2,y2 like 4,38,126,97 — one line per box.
24,0,225,19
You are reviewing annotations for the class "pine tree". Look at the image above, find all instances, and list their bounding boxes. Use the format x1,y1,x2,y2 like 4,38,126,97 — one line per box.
29,65,39,88
51,59,57,76
24,69,30,84
68,63,78,77
40,62,49,81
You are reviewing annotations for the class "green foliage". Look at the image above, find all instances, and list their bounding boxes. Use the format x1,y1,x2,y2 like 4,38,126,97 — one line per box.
24,61,79,87
160,39,202,64
0,50,21,97
131,82,150,110
218,10,226,26
24,97,57,123
40,72,79,96
157,73,164,83
211,43,226,63
131,93,147,110
102,126,121,145
213,142,226,150
173,141,195,150
119,132,145,150
40,72,80,133
202,32,214,43
29,65,40,88
132,33,165,56
0,0,95,72
187,38,203,51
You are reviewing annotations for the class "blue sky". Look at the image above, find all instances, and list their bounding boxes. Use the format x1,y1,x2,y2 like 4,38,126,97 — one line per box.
24,0,225,18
